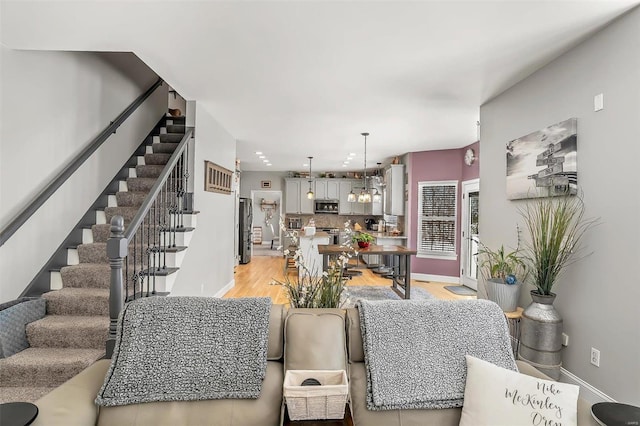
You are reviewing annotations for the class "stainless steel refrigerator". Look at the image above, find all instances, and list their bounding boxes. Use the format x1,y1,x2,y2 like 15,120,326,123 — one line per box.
238,198,252,264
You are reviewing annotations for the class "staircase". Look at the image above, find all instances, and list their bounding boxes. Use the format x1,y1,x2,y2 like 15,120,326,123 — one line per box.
0,116,194,403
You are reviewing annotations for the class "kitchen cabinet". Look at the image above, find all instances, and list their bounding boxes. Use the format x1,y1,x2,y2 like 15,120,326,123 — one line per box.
285,179,313,214
314,179,339,200
298,232,330,277
338,180,365,215
384,164,405,216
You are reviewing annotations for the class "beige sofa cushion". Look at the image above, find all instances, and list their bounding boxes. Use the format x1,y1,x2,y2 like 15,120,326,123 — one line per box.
346,307,364,363
284,308,346,371
349,362,462,426
97,361,283,426
267,304,286,360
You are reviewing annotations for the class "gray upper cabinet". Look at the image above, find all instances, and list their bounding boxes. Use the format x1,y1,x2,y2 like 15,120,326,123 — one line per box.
384,164,405,216
285,178,314,214
338,180,366,215
314,179,339,200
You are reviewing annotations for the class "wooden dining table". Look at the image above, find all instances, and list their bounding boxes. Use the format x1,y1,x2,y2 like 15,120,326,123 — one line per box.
317,244,417,299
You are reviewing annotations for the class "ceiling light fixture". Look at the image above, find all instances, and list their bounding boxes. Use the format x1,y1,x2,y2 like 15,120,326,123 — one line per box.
306,156,314,199
372,162,382,203
255,151,262,155
357,133,372,203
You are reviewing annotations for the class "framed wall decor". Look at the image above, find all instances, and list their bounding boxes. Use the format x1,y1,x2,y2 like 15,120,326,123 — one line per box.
204,160,233,194
261,180,272,189
506,118,577,200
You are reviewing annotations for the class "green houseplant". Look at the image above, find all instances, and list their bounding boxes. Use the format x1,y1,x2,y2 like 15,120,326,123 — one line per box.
517,191,599,379
352,232,374,249
477,239,527,312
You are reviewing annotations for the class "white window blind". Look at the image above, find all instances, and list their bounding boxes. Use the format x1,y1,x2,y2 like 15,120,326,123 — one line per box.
417,181,458,259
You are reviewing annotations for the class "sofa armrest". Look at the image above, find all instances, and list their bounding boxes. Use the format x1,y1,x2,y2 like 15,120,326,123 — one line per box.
516,361,598,426
32,359,110,426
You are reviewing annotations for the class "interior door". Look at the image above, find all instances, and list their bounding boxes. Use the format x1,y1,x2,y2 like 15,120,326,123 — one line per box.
461,179,479,290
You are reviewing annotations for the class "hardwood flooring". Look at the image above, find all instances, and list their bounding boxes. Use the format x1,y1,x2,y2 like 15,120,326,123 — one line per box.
224,255,476,304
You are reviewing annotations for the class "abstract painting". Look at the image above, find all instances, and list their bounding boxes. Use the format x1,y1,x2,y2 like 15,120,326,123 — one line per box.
506,118,577,200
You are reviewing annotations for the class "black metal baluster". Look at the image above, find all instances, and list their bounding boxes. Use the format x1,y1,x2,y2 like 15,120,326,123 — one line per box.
125,255,129,301
152,197,157,294
178,152,184,229
132,232,137,300
162,179,168,270
171,163,177,248
145,213,151,297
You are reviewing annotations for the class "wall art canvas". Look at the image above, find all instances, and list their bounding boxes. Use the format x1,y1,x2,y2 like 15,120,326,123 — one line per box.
506,118,577,200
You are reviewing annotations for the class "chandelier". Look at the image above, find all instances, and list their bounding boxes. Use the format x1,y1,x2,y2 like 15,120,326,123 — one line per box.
358,133,372,203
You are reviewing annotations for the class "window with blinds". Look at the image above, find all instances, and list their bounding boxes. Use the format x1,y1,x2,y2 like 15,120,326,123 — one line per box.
417,181,458,259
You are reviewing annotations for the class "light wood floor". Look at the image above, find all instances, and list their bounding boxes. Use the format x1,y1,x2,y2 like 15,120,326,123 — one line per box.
224,255,476,305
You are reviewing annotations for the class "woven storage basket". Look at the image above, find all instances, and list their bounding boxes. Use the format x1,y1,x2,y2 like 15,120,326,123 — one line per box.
283,370,348,421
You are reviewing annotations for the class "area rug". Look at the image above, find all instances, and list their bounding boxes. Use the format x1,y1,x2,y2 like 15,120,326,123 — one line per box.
252,244,282,258
341,285,434,308
444,285,477,296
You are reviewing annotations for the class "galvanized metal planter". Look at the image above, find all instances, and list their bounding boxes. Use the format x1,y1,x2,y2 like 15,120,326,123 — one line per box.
485,278,521,313
518,291,563,380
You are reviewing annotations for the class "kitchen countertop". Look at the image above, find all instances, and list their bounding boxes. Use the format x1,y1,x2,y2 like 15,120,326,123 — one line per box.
298,231,330,239
369,232,407,239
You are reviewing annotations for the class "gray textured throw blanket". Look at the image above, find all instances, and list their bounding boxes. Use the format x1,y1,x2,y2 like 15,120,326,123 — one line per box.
357,299,516,411
96,296,272,407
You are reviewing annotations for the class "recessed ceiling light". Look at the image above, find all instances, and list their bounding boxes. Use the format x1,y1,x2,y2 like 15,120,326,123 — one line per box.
259,155,266,159
267,163,272,166
343,161,349,164
263,159,269,163
342,164,347,167
349,153,356,156
255,151,262,155
303,163,308,167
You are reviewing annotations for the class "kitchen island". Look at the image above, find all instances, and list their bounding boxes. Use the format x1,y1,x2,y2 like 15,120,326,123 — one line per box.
297,231,331,276
317,244,417,299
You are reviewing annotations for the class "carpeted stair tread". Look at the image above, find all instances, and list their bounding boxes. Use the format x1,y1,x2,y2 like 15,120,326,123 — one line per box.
152,142,178,154
115,191,149,207
166,125,185,134
43,288,109,316
0,348,104,387
26,315,108,349
0,386,54,403
91,224,112,243
77,242,109,264
159,133,183,143
135,164,165,178
60,263,111,288
145,153,171,165
104,206,140,224
126,177,158,192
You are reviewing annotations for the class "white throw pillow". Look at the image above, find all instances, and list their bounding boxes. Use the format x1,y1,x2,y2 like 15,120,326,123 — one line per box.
459,355,579,426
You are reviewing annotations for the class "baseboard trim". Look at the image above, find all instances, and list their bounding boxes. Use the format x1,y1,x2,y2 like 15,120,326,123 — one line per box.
411,273,460,284
214,279,235,298
560,367,616,404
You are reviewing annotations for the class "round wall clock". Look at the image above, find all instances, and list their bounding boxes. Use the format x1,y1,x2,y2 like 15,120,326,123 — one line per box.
464,148,476,166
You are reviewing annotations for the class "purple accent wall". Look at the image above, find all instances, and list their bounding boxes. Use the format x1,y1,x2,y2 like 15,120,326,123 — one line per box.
407,141,479,279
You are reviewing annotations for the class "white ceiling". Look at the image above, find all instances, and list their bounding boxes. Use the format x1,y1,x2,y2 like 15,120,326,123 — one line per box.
2,1,638,172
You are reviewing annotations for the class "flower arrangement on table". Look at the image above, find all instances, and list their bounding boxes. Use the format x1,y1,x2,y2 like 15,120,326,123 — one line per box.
271,220,358,308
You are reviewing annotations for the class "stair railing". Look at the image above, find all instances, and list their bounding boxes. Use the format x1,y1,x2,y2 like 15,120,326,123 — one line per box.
106,127,193,357
0,78,164,247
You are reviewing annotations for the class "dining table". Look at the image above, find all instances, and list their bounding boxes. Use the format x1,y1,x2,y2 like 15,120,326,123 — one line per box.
317,244,417,299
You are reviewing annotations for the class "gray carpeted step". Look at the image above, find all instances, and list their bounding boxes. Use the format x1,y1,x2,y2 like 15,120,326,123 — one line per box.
159,133,183,143
0,386,54,404
127,177,158,192
77,242,108,264
26,315,109,349
105,206,139,224
91,224,111,243
60,263,111,288
0,348,104,387
116,190,149,206
135,164,165,178
145,153,171,165
166,125,185,134
43,288,109,316
166,116,185,125
152,142,178,154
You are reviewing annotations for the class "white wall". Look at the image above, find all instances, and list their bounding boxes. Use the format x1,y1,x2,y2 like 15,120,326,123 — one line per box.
480,8,640,404
170,103,236,297
0,48,165,302
240,171,287,198
251,190,282,242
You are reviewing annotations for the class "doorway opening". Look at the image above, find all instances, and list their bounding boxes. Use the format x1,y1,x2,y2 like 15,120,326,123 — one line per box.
251,190,283,257
460,179,479,290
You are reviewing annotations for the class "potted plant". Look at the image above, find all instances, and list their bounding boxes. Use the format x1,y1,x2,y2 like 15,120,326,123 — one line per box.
352,232,374,249
477,240,527,312
517,192,599,379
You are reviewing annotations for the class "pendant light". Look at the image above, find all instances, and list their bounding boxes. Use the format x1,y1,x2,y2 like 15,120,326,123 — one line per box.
372,162,382,203
358,133,372,203
306,156,314,199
